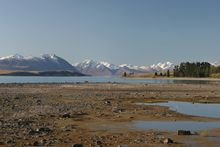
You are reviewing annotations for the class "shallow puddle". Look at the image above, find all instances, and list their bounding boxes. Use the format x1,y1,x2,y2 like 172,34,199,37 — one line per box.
138,101,220,118
132,121,220,131
96,121,220,132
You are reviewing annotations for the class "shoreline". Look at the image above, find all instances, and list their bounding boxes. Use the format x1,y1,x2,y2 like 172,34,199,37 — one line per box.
125,76,220,81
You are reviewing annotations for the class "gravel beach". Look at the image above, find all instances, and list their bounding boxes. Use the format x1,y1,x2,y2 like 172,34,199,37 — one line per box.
1,82,220,146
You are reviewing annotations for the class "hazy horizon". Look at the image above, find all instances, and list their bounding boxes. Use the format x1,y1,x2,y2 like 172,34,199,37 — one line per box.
0,0,219,65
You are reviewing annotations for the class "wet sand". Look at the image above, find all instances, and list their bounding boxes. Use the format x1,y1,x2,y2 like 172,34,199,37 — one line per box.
1,83,220,146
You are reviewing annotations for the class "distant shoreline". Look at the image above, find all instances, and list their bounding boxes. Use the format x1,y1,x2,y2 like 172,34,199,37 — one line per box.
125,76,220,81
0,70,86,77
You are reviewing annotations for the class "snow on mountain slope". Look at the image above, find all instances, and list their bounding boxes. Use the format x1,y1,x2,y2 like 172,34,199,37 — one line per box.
211,62,220,67
75,60,174,76
0,54,79,72
0,54,25,60
150,61,174,71
74,60,115,76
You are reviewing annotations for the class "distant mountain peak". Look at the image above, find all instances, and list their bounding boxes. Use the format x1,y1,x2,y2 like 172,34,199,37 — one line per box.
41,54,57,59
0,54,24,60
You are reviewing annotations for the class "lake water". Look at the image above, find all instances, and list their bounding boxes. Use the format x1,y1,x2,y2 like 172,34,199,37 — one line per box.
139,101,220,118
0,76,220,84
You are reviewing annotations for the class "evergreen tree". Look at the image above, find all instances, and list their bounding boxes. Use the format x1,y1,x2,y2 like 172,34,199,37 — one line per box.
167,70,170,77
173,62,211,77
123,72,127,77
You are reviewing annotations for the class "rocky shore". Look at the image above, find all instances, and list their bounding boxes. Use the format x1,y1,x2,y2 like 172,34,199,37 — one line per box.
1,83,220,146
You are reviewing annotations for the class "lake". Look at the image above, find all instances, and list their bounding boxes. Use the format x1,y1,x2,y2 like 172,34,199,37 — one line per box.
0,76,220,84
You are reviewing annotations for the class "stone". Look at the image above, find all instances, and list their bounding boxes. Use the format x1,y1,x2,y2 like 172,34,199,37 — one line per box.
28,130,39,136
163,138,173,144
105,101,111,105
36,100,42,105
72,144,83,147
62,113,71,118
33,141,43,146
6,139,16,144
97,140,102,145
178,130,191,135
39,127,52,133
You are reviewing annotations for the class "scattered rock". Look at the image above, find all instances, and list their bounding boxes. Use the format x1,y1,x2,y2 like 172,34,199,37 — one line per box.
178,130,191,135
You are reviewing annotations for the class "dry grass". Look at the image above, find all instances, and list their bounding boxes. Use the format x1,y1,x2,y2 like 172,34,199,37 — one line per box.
0,70,16,74
0,70,39,74
200,130,209,137
211,73,220,78
127,73,155,78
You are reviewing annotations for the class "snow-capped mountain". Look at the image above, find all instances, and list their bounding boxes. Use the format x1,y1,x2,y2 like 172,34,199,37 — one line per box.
75,60,174,76
0,54,79,72
74,60,115,76
211,62,220,67
150,62,174,71
0,54,175,76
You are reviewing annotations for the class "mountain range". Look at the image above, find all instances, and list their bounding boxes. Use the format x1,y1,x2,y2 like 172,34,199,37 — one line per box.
74,59,174,76
0,54,78,72
0,54,218,76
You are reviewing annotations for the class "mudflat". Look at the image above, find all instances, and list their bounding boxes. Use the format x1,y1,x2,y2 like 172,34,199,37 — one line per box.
1,83,220,146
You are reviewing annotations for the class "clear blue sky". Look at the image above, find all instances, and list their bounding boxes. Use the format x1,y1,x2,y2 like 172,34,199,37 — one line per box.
0,0,219,65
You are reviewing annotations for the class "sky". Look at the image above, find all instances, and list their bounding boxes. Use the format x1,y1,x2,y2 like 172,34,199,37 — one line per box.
0,0,219,65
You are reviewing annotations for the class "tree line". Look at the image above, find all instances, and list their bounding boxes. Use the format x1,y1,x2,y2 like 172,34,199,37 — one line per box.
173,62,211,77
211,65,220,74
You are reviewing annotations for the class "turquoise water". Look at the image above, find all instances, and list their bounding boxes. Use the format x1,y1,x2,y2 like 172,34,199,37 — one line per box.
139,101,220,118
0,76,220,84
